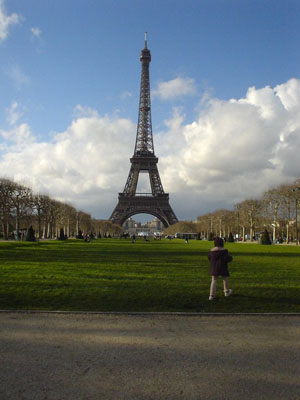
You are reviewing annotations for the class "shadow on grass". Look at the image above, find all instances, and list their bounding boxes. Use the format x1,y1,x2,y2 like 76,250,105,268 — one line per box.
0,242,210,265
232,251,299,258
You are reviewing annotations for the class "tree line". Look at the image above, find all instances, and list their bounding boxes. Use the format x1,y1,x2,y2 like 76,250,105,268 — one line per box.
2,176,299,242
164,179,300,243
0,178,122,240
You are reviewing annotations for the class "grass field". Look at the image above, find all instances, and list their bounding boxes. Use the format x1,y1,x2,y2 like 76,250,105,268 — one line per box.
0,238,299,313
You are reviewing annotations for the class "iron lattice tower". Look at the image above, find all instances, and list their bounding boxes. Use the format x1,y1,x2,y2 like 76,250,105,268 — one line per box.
109,34,178,227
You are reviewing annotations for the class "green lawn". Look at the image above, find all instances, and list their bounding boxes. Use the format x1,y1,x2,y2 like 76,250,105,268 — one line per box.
0,238,299,313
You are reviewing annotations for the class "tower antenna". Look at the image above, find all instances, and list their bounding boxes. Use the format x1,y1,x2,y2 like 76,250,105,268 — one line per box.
144,32,147,48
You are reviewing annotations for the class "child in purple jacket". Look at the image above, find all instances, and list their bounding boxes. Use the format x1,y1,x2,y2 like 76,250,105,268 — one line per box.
208,237,233,300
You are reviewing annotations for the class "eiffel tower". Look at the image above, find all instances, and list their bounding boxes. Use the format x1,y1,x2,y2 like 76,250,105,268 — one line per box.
109,34,178,228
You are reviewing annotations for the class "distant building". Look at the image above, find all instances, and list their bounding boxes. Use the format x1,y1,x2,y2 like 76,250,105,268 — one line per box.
123,217,163,235
123,218,135,230
147,218,163,231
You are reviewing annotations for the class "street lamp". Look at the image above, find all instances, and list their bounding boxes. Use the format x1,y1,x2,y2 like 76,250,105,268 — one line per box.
236,204,241,241
292,187,300,246
271,202,278,243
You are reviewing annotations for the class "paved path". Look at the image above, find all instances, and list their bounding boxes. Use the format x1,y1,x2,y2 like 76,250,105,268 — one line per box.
1,312,300,400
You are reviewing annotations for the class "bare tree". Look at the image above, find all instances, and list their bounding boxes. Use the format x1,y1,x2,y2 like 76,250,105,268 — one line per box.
163,221,197,236
0,177,99,240
10,183,34,234
235,199,263,241
94,219,123,236
64,204,77,237
290,182,300,243
0,178,15,239
263,187,282,242
33,194,51,239
275,184,297,243
77,211,93,236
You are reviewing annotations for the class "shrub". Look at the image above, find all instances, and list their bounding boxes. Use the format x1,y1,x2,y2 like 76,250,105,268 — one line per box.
58,228,65,241
261,229,272,245
25,226,36,242
76,230,84,239
208,232,214,241
228,232,234,243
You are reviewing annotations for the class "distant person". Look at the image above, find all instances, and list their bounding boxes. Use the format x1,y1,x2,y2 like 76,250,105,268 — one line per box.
208,237,233,301
185,236,189,244
132,234,136,243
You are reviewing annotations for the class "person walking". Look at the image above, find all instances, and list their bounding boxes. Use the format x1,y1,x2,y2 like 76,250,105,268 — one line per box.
208,237,233,301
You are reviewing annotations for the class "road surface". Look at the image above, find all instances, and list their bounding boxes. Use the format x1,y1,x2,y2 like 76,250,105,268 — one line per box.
1,312,299,400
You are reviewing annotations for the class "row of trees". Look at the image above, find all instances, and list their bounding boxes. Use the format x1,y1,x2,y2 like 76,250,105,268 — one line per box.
0,178,122,240
164,179,300,243
2,176,299,242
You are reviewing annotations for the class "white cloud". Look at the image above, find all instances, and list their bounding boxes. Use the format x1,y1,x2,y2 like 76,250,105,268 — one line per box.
0,78,300,220
9,64,30,89
0,123,34,146
6,101,23,125
152,77,196,100
155,78,300,217
0,0,20,41
73,104,99,118
0,110,135,216
31,26,41,37
121,91,132,100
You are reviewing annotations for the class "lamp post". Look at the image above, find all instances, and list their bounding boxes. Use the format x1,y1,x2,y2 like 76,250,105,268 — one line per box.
296,197,298,246
237,207,240,241
271,202,278,243
292,188,300,246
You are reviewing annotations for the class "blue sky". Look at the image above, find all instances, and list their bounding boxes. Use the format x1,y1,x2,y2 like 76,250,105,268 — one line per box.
1,0,300,221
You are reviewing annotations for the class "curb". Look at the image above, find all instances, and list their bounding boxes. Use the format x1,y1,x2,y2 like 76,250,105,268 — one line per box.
1,310,300,317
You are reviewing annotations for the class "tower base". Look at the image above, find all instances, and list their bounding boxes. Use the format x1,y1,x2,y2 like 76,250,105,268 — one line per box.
110,193,178,227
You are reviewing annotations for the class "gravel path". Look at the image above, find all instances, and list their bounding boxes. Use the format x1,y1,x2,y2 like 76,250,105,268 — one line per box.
1,312,300,400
